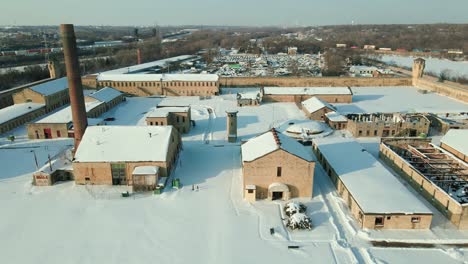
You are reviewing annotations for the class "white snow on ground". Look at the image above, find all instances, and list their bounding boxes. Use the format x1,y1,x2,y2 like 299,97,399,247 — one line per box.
1,88,468,263
335,86,468,114
371,54,468,78
368,248,464,264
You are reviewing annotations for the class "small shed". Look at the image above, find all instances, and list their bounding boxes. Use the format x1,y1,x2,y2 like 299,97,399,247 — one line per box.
132,166,159,192
244,185,256,202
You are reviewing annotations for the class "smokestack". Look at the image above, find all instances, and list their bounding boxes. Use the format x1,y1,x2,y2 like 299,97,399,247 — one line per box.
137,48,142,64
60,24,88,151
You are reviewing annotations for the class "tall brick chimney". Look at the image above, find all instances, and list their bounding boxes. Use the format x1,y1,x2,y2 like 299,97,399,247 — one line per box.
60,24,88,150
137,48,142,64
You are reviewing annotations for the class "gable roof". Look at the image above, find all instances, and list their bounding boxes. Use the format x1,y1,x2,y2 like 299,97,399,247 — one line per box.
301,96,335,114
30,77,68,96
88,87,122,103
241,128,313,162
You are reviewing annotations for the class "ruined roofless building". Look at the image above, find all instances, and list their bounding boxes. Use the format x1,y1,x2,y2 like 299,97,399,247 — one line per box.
60,24,88,150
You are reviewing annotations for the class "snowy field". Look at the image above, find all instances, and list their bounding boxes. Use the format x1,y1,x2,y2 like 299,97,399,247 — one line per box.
1,92,468,263
371,54,468,79
335,86,468,114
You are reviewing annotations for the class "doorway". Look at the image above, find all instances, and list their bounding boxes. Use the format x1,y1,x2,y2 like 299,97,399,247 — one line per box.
272,191,283,200
43,128,52,139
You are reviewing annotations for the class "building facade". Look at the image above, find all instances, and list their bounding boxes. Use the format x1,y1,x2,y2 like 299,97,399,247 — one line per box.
346,113,430,137
241,128,315,201
262,87,353,104
146,106,191,134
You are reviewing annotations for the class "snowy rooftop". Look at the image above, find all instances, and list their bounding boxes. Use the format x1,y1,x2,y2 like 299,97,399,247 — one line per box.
87,87,122,103
97,73,218,82
74,126,174,163
98,55,198,75
35,101,104,124
132,166,160,175
313,137,432,215
0,103,45,124
238,91,261,100
325,111,348,122
301,96,335,114
440,129,468,157
30,77,68,96
241,128,313,162
263,87,351,95
147,107,190,118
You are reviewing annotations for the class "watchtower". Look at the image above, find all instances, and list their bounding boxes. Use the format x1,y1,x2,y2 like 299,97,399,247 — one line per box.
226,110,238,143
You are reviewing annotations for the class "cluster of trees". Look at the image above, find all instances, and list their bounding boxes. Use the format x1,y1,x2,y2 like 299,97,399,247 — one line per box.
0,65,50,91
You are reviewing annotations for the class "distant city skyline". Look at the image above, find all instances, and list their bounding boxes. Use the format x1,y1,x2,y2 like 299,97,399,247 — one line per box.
1,0,467,26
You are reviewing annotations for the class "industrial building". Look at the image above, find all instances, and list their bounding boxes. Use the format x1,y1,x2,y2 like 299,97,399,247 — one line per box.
82,55,219,97
261,87,353,104
241,128,315,202
73,126,181,190
324,111,348,130
0,103,46,134
313,137,433,229
380,137,468,229
301,96,336,121
146,106,191,134
27,87,124,139
346,113,430,137
12,77,70,112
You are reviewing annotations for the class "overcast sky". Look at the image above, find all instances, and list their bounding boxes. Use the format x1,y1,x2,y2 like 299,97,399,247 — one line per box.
1,0,467,26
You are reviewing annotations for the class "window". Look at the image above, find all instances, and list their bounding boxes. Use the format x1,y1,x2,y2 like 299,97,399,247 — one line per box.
248,189,254,194
375,216,384,226
182,117,185,122
391,130,395,135
277,167,282,177
176,116,180,123
358,130,362,136
411,217,420,223
150,122,153,125
386,216,391,220
374,130,378,136
366,130,370,136
56,130,61,137
358,211,363,221
111,163,126,185
155,122,159,125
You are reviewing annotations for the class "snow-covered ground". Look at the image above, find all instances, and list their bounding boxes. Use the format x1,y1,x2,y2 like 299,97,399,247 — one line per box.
1,91,468,263
371,55,468,79
335,86,468,114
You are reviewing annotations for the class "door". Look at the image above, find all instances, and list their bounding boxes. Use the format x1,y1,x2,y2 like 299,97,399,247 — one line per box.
272,191,283,200
43,128,52,139
111,163,126,185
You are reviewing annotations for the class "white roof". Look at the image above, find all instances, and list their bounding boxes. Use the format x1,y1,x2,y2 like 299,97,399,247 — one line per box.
0,103,44,124
30,77,68,96
349,66,378,72
325,111,348,122
88,87,122,103
301,97,335,114
147,107,190,118
97,73,218,82
99,55,198,75
286,121,326,134
313,137,432,214
35,101,104,124
74,126,174,163
241,129,313,162
132,166,160,175
263,87,351,95
440,129,468,157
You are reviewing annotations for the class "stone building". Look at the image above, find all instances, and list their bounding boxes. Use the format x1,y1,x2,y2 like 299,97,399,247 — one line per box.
146,106,191,134
237,91,262,106
241,128,315,202
0,103,46,135
262,87,353,104
73,126,181,189
313,137,433,229
324,111,348,130
301,96,336,121
346,113,430,137
440,129,468,163
27,100,106,139
380,137,468,229
12,77,70,113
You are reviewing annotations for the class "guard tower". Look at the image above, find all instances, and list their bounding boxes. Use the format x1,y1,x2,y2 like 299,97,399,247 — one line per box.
412,58,425,85
226,110,238,143
47,60,59,79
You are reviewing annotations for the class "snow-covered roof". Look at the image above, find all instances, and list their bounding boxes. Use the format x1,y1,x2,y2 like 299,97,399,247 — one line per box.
349,66,378,73
313,137,432,215
286,121,326,134
301,97,335,114
147,107,190,118
325,111,348,122
97,73,218,82
440,129,468,157
241,128,313,162
0,103,45,124
30,77,68,96
88,87,122,103
132,166,160,175
74,126,174,163
35,101,104,124
245,184,256,190
99,55,198,75
238,92,261,100
263,87,351,95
